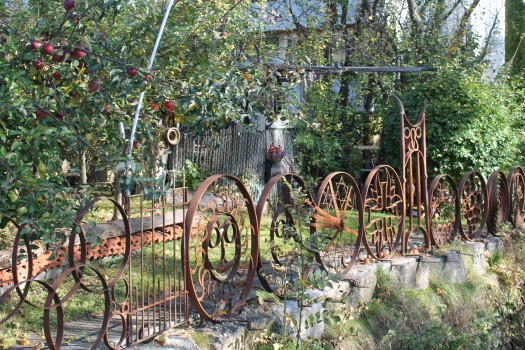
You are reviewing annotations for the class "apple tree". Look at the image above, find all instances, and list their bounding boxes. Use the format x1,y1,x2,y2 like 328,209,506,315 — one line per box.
0,0,274,246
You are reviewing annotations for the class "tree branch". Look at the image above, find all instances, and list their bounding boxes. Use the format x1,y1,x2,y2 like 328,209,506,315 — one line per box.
441,0,462,21
478,9,500,62
449,0,481,53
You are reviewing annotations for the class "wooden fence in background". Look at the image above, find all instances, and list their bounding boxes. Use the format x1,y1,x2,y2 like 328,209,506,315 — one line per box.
168,124,295,199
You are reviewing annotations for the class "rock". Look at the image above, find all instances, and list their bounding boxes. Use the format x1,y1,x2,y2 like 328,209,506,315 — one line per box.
377,257,420,289
276,300,325,339
137,335,200,350
463,241,488,275
483,237,503,255
322,281,351,302
426,251,468,283
343,264,377,307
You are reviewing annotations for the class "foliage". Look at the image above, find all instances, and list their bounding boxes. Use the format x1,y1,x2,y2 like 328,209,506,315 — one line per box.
292,79,365,180
267,143,286,163
380,63,524,180
178,159,203,191
0,0,279,243
505,0,525,73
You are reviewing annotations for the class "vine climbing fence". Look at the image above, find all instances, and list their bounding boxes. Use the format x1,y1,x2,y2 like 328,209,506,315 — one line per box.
0,98,524,349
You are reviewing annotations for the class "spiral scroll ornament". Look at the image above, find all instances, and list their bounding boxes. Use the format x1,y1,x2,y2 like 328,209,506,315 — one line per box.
183,175,258,321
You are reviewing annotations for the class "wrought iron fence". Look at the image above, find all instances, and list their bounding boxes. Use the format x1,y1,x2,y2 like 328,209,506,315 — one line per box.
1,98,524,348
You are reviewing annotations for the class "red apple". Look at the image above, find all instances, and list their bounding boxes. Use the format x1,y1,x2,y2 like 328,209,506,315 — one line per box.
42,43,54,55
72,48,86,59
126,67,138,78
222,32,229,39
163,101,175,112
36,107,47,119
33,59,44,70
52,71,62,80
150,103,159,111
133,140,140,149
52,53,64,63
144,73,153,81
63,0,75,11
88,81,100,93
55,111,64,120
31,41,42,50
104,103,110,114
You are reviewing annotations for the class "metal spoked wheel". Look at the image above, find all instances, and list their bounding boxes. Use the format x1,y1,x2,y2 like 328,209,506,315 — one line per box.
458,171,488,240
487,170,510,236
310,172,363,275
507,166,525,229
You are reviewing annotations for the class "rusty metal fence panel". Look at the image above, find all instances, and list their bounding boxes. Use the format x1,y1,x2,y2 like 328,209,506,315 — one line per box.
1,97,525,349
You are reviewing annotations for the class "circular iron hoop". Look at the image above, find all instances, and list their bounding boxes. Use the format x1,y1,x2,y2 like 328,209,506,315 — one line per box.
361,165,404,259
311,172,363,274
428,174,460,246
183,174,258,321
255,173,312,297
164,127,181,146
457,171,488,240
507,166,525,229
487,170,510,236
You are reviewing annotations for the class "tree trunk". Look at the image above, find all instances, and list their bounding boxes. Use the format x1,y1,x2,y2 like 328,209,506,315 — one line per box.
80,149,87,185
111,171,122,221
506,0,525,72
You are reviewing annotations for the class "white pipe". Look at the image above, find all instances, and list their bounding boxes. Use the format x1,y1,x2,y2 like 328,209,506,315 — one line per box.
125,0,175,195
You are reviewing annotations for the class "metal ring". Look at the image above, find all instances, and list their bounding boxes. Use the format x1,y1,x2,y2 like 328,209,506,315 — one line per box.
164,127,180,145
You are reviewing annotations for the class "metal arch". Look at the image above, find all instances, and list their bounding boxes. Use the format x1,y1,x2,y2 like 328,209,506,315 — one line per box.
310,171,364,274
361,165,405,259
255,173,313,297
428,174,460,245
183,174,258,321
